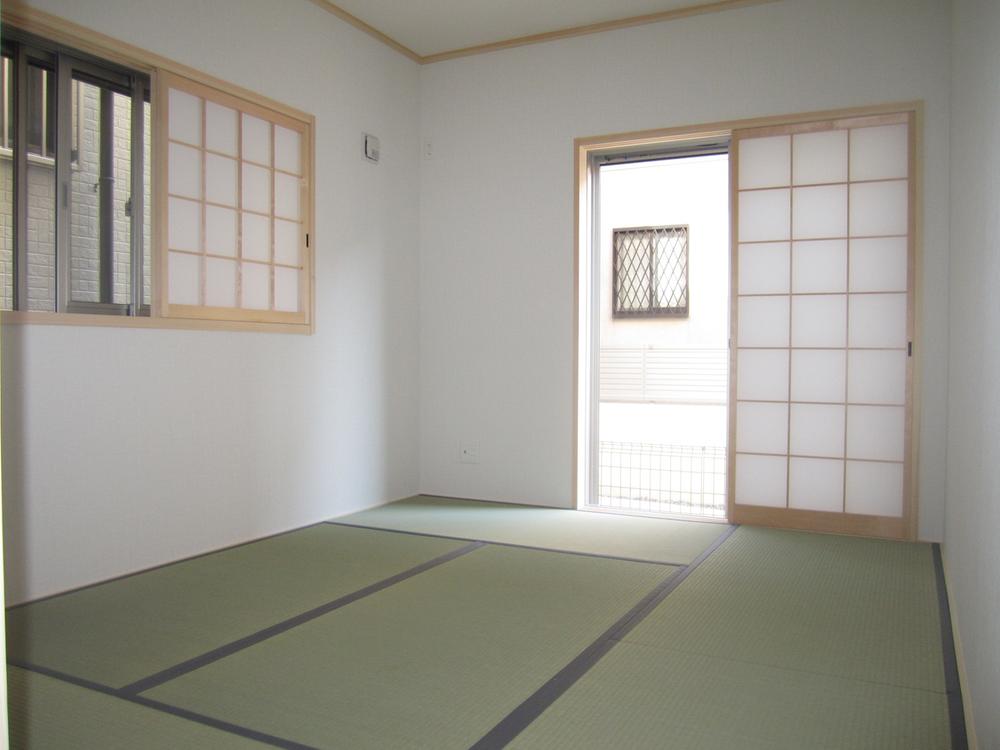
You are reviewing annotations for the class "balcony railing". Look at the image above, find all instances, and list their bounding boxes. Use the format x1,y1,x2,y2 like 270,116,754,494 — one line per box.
599,346,727,404
594,441,727,519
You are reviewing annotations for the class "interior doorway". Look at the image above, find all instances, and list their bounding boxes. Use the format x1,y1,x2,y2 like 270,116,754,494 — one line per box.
578,140,730,520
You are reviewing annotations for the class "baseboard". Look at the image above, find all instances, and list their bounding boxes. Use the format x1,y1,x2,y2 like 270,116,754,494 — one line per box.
941,551,979,749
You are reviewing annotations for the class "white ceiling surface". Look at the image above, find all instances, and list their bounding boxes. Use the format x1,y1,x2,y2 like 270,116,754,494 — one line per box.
331,0,725,57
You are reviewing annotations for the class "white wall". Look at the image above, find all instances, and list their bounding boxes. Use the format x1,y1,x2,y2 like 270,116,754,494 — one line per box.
945,0,1000,744
1,0,422,604
418,0,951,541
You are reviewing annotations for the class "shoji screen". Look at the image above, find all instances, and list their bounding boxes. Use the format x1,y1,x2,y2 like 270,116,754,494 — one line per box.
158,72,312,327
730,112,914,539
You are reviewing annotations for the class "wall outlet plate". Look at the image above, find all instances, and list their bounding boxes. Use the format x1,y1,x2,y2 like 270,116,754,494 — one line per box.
459,441,480,464
364,133,380,162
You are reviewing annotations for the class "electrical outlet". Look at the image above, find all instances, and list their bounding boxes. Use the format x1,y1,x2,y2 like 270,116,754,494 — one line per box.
423,139,433,159
459,441,479,464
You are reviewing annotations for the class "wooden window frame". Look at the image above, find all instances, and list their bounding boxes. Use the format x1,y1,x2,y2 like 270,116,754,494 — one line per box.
0,4,316,334
157,72,313,328
572,101,923,542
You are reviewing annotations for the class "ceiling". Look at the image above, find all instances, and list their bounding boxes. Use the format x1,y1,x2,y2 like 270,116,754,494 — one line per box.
320,0,747,61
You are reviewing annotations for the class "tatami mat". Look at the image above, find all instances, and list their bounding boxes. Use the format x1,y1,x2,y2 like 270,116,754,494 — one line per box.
508,643,950,750
624,526,945,690
6,524,467,688
143,545,676,749
336,494,728,564
7,667,265,750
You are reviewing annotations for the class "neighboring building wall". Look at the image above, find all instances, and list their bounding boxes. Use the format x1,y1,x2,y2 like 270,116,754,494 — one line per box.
598,155,729,350
0,157,12,309
2,83,152,312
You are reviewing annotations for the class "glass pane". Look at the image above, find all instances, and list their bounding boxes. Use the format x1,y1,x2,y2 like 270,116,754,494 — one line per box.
274,171,300,220
205,153,237,206
1,55,13,310
274,219,300,266
26,64,55,158
26,64,56,311
738,135,789,189
242,163,270,214
168,142,201,199
70,79,100,303
240,261,269,309
788,457,843,512
789,403,845,458
736,349,789,402
205,256,236,308
850,124,908,181
738,188,790,242
111,91,132,305
241,211,269,261
790,294,846,348
274,265,298,312
791,184,847,240
205,205,237,257
845,461,903,517
168,250,200,305
734,454,786,508
846,405,905,462
790,350,845,403
274,125,301,175
736,401,788,455
241,113,270,166
792,130,847,185
69,80,133,305
168,88,201,147
168,197,201,251
205,101,237,157
143,98,152,307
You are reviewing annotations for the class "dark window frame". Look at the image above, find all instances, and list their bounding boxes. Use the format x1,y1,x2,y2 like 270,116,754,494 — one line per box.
1,27,150,316
612,224,690,318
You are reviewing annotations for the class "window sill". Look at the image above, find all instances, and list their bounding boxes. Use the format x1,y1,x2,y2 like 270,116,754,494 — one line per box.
0,309,313,334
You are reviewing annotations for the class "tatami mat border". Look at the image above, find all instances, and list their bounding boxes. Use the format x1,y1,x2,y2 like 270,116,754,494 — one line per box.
469,524,739,749
933,543,969,750
8,660,317,750
326,519,706,567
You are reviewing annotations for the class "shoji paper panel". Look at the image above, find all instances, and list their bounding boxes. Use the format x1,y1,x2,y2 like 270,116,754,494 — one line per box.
161,72,310,325
732,112,913,535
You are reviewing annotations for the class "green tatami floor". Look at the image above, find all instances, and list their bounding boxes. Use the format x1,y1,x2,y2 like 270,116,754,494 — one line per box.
5,499,960,750
335,494,729,564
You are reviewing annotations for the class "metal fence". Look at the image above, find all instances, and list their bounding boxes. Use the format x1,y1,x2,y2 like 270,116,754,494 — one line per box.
593,441,727,519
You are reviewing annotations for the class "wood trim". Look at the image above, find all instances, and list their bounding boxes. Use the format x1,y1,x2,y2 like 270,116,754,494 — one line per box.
573,101,923,538
418,0,781,64
159,69,315,331
573,102,922,151
731,504,908,540
907,105,925,541
0,310,310,334
163,304,306,326
727,107,920,541
303,0,422,62
726,138,740,526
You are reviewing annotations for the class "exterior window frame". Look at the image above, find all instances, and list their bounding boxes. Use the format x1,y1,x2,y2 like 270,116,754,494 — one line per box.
611,224,690,319
2,27,150,317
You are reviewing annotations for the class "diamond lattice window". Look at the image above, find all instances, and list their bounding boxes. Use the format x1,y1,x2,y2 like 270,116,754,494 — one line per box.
613,226,689,318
